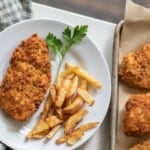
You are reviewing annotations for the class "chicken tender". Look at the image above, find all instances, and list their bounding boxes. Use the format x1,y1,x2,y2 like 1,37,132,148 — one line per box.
130,140,150,150
123,94,150,136
0,34,51,121
119,44,150,89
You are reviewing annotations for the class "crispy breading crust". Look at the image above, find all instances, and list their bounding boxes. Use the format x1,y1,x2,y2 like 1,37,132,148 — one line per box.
0,34,51,121
130,140,150,150
123,94,150,136
119,44,150,89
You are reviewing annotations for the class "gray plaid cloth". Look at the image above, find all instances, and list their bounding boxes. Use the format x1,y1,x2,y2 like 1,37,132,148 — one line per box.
0,1,32,149
0,0,32,31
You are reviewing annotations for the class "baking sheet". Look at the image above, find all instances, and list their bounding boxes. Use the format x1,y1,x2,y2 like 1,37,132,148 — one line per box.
114,0,150,149
110,20,123,150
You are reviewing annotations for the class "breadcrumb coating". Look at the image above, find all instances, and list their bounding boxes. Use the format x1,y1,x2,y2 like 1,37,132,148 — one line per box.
0,34,51,121
123,94,150,136
130,140,150,150
119,44,150,89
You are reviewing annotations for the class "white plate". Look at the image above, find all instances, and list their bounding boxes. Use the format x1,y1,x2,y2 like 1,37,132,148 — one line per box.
0,19,111,150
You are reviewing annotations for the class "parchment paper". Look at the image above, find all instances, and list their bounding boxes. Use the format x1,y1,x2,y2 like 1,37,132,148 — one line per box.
117,0,150,149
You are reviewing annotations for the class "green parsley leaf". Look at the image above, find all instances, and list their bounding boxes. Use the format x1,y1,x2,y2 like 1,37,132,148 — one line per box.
46,33,63,55
46,25,88,81
62,27,72,42
72,25,88,44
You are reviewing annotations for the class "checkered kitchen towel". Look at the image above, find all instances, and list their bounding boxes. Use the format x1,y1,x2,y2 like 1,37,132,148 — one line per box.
0,0,32,31
0,1,32,149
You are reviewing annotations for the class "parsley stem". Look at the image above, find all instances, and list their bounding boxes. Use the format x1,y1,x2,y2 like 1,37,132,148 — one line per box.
54,52,66,83
46,25,88,83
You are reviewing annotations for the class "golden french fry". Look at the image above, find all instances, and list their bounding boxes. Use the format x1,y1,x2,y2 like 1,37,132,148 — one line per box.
31,134,45,139
64,109,88,134
56,135,68,144
50,84,57,104
47,124,61,139
56,130,83,145
31,120,49,135
65,73,75,79
66,76,79,98
40,95,52,120
76,122,99,132
48,107,55,117
67,131,84,145
63,92,77,107
63,97,84,114
65,63,101,88
56,69,72,89
46,115,63,128
55,107,63,119
55,79,71,107
66,122,99,144
31,129,49,139
79,78,88,90
67,122,99,144
77,88,95,106
26,120,49,139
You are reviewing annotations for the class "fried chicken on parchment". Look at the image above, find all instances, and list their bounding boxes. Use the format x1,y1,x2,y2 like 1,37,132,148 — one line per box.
130,140,150,150
0,34,51,121
123,93,150,136
119,44,150,90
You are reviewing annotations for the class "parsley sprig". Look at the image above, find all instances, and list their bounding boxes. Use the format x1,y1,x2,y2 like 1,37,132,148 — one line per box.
46,25,88,80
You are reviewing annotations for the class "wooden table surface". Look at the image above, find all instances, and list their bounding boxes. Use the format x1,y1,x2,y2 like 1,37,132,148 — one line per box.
33,0,150,23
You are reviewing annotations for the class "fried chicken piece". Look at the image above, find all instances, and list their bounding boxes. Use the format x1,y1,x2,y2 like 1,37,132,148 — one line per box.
119,44,150,89
123,93,150,136
130,140,150,150
0,34,51,121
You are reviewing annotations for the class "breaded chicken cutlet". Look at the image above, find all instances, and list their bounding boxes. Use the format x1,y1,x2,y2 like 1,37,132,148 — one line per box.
130,140,150,150
123,93,150,136
0,34,51,121
119,44,150,89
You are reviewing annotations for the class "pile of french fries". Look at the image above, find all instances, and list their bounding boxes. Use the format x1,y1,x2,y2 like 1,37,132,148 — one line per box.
26,63,102,146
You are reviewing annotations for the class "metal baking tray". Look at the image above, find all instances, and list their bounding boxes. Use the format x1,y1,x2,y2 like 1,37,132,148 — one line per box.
110,20,124,150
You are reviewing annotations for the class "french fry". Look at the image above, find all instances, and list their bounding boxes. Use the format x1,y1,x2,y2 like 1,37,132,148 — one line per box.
56,135,68,144
56,122,98,145
56,69,72,89
46,115,63,128
63,92,77,107
55,79,71,107
80,78,88,90
26,120,49,139
66,76,78,98
56,130,83,145
63,97,84,114
40,95,52,120
64,109,88,134
66,122,98,145
50,84,57,104
65,73,75,79
65,63,101,88
75,122,99,132
48,107,55,117
55,107,63,119
31,129,49,139
67,131,84,145
31,120,49,135
47,124,61,139
77,88,95,106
